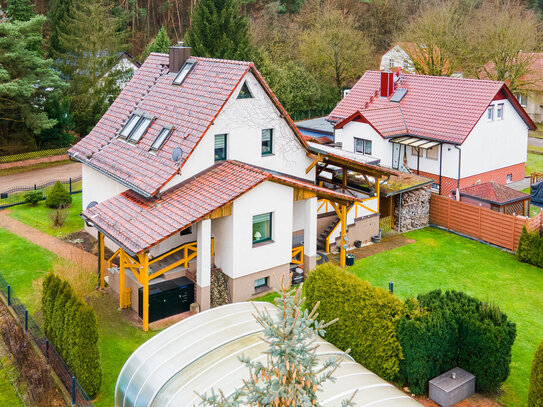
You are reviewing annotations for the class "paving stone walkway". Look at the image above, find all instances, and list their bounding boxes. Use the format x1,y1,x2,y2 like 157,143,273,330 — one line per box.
0,210,96,271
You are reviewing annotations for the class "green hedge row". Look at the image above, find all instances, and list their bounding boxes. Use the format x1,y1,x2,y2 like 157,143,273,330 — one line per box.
529,339,543,407
42,274,102,398
304,264,516,395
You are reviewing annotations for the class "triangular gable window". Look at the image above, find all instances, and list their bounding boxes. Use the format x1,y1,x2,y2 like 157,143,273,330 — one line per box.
237,82,253,99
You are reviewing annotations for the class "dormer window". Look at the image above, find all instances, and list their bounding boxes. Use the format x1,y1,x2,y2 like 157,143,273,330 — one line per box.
128,115,153,143
150,126,173,151
173,60,195,85
119,114,141,139
237,82,253,99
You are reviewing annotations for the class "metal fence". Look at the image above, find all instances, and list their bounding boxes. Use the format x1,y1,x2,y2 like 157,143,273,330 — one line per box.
0,272,94,406
0,148,69,164
0,177,82,209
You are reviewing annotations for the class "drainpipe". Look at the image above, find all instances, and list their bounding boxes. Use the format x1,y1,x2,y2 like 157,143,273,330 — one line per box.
417,148,420,175
454,145,462,190
439,144,443,194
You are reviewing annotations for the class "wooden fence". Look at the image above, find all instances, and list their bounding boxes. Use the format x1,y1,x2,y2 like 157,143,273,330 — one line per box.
429,194,543,251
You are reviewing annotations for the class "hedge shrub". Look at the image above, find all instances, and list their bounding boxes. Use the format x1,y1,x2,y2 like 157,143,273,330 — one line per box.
529,339,543,407
42,274,102,398
23,190,43,206
305,263,404,381
516,226,543,267
399,290,516,394
45,181,71,209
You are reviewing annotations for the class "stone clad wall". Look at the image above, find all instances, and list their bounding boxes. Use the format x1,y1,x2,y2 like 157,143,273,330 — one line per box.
394,188,431,232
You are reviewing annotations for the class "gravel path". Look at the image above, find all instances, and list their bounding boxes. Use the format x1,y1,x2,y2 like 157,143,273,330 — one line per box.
0,162,81,193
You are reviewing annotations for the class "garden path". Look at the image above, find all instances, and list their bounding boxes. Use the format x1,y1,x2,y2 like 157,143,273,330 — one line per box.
0,210,95,271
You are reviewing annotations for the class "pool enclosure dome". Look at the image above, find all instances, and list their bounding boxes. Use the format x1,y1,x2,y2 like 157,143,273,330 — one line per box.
115,302,422,407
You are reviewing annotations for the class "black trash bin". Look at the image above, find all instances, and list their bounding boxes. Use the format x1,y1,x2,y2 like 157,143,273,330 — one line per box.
345,254,355,266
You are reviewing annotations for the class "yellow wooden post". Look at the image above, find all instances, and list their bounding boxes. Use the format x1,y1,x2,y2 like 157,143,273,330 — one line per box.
142,252,149,332
340,204,347,268
376,176,380,212
119,249,125,308
99,232,105,289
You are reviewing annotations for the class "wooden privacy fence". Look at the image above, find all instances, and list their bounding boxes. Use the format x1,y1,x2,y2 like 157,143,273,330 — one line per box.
429,194,543,251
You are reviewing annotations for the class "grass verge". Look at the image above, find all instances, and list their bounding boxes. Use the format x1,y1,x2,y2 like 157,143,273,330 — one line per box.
348,227,543,406
526,152,543,176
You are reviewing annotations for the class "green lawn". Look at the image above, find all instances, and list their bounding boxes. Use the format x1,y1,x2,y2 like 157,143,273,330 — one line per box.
0,227,155,405
349,227,543,406
0,360,23,407
8,194,84,238
526,152,543,175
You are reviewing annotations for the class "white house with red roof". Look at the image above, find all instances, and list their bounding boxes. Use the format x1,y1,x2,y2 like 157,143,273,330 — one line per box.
328,70,536,195
69,46,393,330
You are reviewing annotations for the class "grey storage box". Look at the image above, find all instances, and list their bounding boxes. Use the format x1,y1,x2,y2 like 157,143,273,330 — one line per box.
429,367,475,407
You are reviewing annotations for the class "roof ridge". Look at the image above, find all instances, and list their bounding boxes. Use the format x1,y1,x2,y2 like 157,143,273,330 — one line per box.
194,56,253,66
366,70,505,85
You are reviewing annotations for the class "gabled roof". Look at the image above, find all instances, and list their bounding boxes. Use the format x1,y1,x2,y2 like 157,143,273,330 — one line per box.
329,71,536,144
460,181,530,205
69,53,307,197
82,161,355,254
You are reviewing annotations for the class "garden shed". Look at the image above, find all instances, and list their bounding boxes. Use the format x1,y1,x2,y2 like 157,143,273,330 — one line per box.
459,181,530,216
115,302,423,407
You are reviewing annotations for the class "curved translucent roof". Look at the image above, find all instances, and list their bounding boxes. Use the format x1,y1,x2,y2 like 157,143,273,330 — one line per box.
115,302,422,407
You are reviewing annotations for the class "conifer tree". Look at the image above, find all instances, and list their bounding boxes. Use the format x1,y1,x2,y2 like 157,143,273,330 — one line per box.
529,339,543,407
200,277,354,406
141,26,171,61
185,0,252,61
6,0,34,22
48,0,74,58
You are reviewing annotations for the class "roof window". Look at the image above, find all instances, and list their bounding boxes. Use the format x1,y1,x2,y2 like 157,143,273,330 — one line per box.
119,113,141,139
128,115,153,143
173,60,195,85
150,126,173,151
237,82,253,99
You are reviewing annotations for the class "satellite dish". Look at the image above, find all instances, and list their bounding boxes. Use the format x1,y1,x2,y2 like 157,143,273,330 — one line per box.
172,147,183,163
87,201,98,210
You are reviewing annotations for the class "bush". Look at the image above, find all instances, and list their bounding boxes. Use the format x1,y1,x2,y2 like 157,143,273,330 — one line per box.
517,226,535,263
399,290,516,394
529,340,543,407
305,263,404,381
42,274,102,398
23,190,43,206
49,205,69,227
45,181,71,208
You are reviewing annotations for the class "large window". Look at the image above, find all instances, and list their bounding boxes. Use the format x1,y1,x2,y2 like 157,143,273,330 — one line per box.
214,134,227,162
253,212,272,244
262,129,273,156
426,145,439,160
354,138,372,155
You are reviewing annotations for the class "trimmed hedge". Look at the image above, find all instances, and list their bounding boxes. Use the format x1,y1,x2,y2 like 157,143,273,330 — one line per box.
45,181,71,209
42,274,102,398
23,190,43,205
305,263,404,381
399,290,516,394
529,340,543,407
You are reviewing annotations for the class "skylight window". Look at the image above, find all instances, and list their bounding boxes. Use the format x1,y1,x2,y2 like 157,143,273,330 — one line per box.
150,127,172,151
237,82,253,99
128,116,153,143
173,61,195,85
119,114,141,139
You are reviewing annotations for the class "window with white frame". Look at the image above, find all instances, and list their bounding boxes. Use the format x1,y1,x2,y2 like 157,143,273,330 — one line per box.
496,103,504,120
487,105,494,121
426,145,439,160
253,212,272,244
516,94,528,108
354,138,372,155
214,134,227,162
506,173,513,183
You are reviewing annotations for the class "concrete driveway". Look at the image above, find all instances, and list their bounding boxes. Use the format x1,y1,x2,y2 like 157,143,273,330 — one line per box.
0,162,82,193
529,136,543,148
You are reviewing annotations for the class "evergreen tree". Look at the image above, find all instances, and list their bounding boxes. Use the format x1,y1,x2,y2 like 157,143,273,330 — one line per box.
141,25,171,61
48,0,74,58
529,339,543,407
56,0,126,135
6,0,34,22
185,0,252,61
0,16,66,149
280,0,305,14
517,226,534,264
200,278,354,406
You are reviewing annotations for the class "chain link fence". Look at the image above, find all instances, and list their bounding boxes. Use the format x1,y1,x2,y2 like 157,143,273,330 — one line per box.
0,177,82,209
0,148,69,164
0,272,94,406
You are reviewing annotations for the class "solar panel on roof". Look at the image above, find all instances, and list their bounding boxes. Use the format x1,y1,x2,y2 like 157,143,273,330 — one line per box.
390,88,408,102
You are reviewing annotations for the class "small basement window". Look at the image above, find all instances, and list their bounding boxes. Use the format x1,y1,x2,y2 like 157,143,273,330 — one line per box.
214,134,227,162
129,116,153,143
262,129,273,156
237,82,253,99
496,103,504,120
253,212,272,244
119,113,141,139
150,127,172,151
173,61,195,85
254,277,269,291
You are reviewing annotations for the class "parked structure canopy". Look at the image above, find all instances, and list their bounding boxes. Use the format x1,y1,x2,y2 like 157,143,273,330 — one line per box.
115,302,423,407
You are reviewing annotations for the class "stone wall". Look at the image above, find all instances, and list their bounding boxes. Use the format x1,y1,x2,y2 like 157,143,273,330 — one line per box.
394,188,431,232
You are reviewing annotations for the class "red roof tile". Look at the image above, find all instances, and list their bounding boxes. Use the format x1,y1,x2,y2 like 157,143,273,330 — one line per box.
329,71,535,144
82,161,355,254
460,181,529,205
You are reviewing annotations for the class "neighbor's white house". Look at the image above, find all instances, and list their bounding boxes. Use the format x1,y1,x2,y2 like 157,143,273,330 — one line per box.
327,70,536,196
69,46,390,330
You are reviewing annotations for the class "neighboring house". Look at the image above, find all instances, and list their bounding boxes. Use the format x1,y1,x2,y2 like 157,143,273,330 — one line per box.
295,117,335,144
69,46,392,330
107,52,141,89
512,52,543,123
459,181,531,216
327,70,536,196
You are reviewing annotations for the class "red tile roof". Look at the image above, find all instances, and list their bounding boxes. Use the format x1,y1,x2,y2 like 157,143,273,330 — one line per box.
69,53,307,197
483,52,543,92
329,71,536,144
83,161,355,254
460,181,529,205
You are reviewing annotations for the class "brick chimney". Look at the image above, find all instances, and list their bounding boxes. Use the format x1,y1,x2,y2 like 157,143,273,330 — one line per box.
380,71,394,98
169,45,191,73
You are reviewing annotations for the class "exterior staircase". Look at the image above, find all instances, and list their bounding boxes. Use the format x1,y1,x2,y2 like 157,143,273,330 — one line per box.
317,216,340,251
